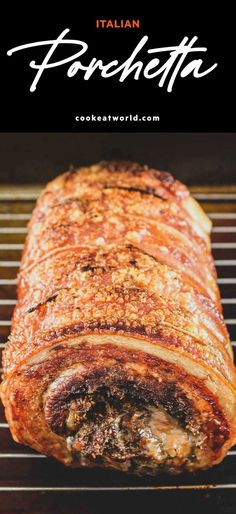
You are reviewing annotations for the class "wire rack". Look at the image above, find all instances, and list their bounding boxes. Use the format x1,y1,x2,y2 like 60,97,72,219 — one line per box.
0,185,235,511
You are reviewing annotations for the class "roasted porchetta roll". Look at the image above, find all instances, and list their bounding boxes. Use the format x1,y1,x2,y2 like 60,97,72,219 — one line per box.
1,161,236,475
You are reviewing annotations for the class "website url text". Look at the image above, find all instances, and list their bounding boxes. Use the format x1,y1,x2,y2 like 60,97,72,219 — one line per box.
75,114,160,122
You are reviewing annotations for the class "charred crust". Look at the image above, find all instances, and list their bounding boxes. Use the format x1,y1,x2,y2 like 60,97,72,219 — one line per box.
80,265,98,273
80,265,114,273
98,161,175,186
27,293,58,313
98,161,146,175
41,321,169,344
125,244,161,264
103,185,166,201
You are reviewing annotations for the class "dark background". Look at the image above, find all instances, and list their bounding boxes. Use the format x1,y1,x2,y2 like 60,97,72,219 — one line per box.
0,8,234,132
0,132,235,185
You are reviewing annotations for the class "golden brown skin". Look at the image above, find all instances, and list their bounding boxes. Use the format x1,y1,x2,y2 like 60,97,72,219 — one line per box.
1,161,236,475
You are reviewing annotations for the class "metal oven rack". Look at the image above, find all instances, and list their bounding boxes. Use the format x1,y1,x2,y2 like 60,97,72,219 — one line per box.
0,185,235,513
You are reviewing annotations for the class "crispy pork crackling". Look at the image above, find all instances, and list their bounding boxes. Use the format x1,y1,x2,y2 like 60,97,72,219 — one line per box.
1,162,236,475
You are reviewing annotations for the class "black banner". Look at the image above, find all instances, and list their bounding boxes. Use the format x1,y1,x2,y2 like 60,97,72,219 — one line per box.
0,9,234,131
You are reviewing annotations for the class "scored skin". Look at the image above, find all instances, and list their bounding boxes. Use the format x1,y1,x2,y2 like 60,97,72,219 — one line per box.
2,162,230,374
1,161,236,472
19,198,217,300
20,164,217,301
3,246,233,381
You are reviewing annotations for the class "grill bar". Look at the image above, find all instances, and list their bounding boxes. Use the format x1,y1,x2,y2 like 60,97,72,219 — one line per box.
0,485,233,491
